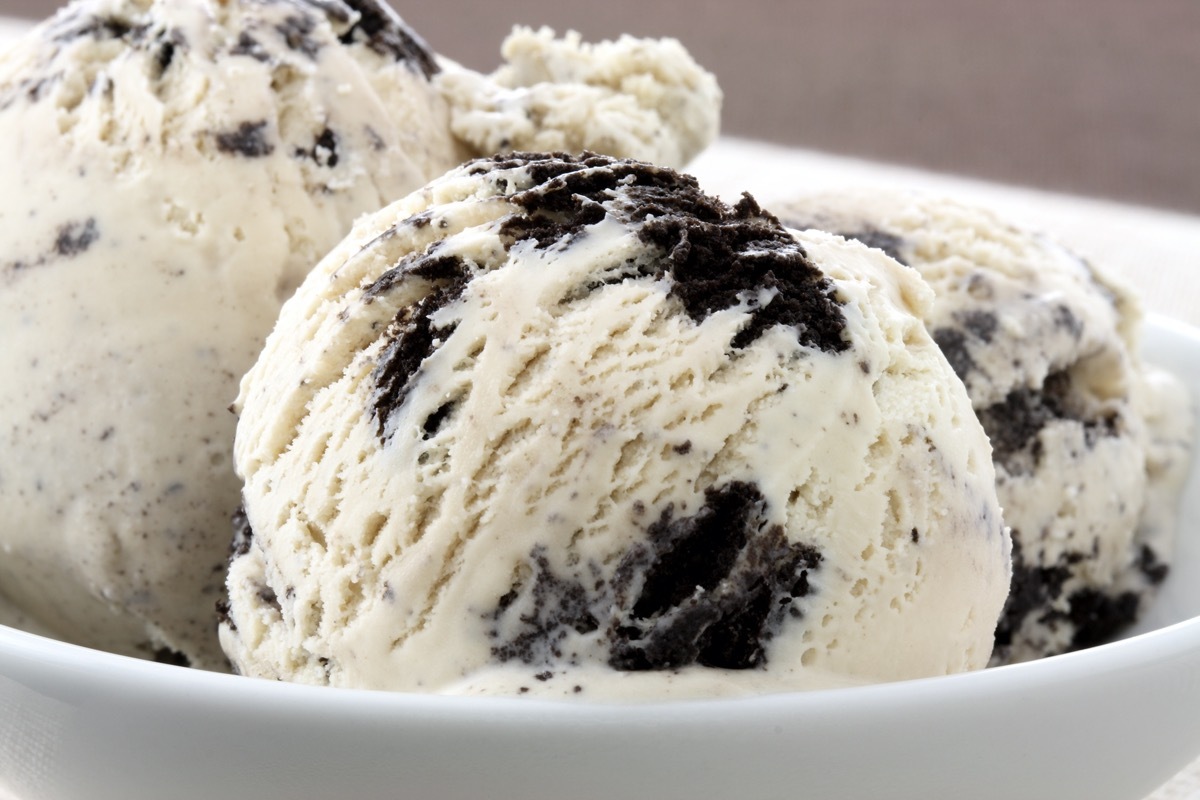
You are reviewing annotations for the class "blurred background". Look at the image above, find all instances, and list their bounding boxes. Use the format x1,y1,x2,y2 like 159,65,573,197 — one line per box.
3,0,1198,213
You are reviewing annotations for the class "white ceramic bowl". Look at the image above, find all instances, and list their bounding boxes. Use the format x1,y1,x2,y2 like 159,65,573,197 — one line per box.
2,316,1199,800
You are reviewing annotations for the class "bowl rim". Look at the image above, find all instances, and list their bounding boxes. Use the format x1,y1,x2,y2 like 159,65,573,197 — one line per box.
3,609,1200,720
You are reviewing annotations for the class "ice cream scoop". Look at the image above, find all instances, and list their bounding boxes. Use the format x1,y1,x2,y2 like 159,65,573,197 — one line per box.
0,0,722,670
778,190,1194,664
220,152,1010,697
438,25,721,169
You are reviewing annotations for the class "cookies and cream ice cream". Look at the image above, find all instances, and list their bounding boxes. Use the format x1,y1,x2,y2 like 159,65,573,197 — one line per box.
0,0,465,669
778,190,1194,664
219,152,1010,697
0,0,721,669
438,26,720,169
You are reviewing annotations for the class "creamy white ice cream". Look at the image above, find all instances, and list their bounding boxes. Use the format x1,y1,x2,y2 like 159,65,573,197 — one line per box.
778,190,1194,663
221,153,1010,697
438,26,721,170
0,0,466,669
0,0,723,669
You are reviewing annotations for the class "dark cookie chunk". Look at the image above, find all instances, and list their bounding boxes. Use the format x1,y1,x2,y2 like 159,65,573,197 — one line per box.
368,252,470,439
992,536,1077,652
976,370,1118,474
152,646,191,668
215,121,274,158
958,309,998,343
608,481,822,671
276,13,323,58
481,482,820,673
220,508,256,634
215,598,234,631
257,585,282,613
1063,587,1139,650
230,32,271,62
495,152,848,354
295,128,340,168
363,249,467,303
487,547,600,665
50,12,139,42
930,310,999,382
932,327,976,380
641,192,847,353
1138,544,1170,586
338,0,439,78
153,29,186,77
421,399,456,439
229,505,254,559
993,536,1143,658
495,152,674,247
54,218,99,257
155,39,176,74
1053,303,1083,338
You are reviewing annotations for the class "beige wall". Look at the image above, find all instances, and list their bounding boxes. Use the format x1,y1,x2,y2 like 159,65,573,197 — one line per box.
6,0,1199,213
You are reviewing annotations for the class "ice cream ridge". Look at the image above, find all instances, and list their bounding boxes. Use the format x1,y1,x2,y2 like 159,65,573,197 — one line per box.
778,190,1194,664
0,0,721,670
220,152,1011,697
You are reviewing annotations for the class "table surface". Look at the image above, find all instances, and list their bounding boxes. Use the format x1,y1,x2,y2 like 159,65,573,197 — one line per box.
0,10,1198,799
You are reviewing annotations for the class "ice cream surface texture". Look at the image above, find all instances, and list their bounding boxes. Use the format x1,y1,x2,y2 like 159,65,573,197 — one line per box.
778,191,1194,664
0,0,463,668
0,0,720,668
220,152,1010,697
438,26,721,170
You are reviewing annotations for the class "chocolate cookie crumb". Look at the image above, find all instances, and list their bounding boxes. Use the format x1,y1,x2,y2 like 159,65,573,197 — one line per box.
932,327,976,380
977,370,1117,474
230,32,269,61
993,536,1077,651
1138,544,1170,585
295,128,339,167
496,152,848,354
53,218,99,257
276,13,322,58
215,598,234,631
152,646,191,667
369,253,470,440
609,481,822,671
338,0,439,77
1065,587,1139,650
486,547,600,665
215,121,274,158
229,506,253,559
